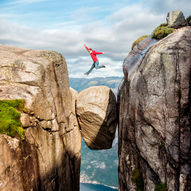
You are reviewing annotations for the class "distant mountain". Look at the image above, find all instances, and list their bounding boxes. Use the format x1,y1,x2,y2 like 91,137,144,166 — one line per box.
69,76,122,188
69,76,122,96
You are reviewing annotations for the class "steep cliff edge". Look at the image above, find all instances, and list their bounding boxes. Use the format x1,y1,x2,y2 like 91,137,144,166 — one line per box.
0,45,81,191
118,25,191,190
118,13,191,191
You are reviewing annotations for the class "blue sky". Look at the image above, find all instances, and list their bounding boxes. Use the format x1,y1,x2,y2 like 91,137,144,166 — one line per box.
0,0,190,78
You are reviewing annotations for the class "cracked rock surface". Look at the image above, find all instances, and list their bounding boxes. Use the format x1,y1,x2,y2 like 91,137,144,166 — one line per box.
118,27,191,190
0,44,81,191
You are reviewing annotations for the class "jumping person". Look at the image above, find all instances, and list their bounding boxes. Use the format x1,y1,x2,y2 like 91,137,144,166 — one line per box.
84,44,105,75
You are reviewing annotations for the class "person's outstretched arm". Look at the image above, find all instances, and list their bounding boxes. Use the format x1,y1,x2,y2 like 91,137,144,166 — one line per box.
95,51,104,55
84,44,89,51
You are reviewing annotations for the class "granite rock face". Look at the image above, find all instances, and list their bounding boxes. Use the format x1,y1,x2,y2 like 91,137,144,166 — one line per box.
118,27,191,190
186,16,191,26
77,86,117,150
123,35,157,78
0,45,81,191
167,10,187,28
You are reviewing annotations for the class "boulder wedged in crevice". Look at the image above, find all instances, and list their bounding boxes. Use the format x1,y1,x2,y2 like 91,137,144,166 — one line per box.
77,86,117,150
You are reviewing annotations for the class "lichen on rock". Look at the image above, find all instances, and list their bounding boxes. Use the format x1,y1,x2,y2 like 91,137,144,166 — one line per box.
131,35,148,50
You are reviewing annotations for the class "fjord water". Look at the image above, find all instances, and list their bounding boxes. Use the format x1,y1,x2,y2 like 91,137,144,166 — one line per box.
80,183,118,191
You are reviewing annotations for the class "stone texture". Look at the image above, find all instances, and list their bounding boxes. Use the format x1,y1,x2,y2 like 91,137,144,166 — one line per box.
68,88,81,157
77,86,117,150
118,27,191,190
123,35,157,79
0,135,24,191
186,16,191,26
166,10,187,28
0,44,81,191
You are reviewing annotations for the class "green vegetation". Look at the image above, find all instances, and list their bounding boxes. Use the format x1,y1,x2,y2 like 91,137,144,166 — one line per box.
132,169,144,191
131,22,174,47
152,25,174,40
159,23,168,27
131,35,148,50
0,99,25,140
155,183,167,191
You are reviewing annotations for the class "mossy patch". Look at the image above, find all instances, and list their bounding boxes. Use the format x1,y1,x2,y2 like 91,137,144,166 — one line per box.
132,35,149,50
41,51,62,62
152,25,174,40
155,183,167,191
0,99,25,140
132,169,144,191
159,23,168,27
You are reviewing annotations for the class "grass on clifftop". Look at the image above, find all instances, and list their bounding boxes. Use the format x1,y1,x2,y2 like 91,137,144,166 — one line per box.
152,23,174,40
131,35,149,50
0,99,25,140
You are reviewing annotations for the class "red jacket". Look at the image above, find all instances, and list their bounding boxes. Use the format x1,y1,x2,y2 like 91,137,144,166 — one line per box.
85,45,103,62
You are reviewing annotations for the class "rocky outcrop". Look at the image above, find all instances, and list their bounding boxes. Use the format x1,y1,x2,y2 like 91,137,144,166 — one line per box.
77,86,117,150
118,26,191,191
186,16,191,26
124,35,157,78
0,45,81,191
68,87,81,160
166,10,187,28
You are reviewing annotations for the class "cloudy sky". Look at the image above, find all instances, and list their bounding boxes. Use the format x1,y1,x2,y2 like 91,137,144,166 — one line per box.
0,0,190,78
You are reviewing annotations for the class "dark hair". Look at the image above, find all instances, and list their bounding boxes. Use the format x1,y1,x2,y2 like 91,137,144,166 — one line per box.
89,48,92,51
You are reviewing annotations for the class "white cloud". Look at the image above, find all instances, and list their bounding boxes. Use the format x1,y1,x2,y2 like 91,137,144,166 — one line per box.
82,5,164,62
7,0,47,5
0,1,189,78
142,0,191,17
67,57,122,78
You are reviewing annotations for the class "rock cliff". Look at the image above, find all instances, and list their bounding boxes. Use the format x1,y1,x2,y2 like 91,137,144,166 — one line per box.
118,25,191,190
0,45,81,191
0,45,117,191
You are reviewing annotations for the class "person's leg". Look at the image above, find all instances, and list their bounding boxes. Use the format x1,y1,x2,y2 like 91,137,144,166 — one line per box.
84,62,95,75
94,60,105,69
